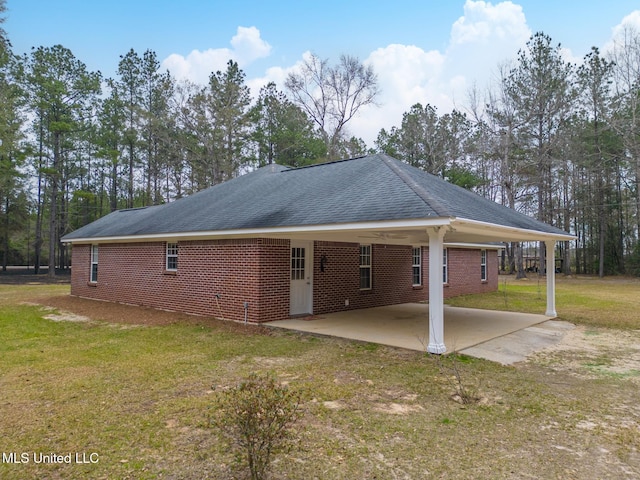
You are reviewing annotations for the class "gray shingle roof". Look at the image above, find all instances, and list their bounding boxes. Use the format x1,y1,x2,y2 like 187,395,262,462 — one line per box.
62,154,569,241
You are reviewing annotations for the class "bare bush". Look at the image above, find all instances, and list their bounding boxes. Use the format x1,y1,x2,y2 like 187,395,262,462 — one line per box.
433,354,482,405
211,372,302,480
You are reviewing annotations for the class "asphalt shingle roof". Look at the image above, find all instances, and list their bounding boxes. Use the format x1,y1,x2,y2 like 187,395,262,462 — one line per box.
62,154,568,240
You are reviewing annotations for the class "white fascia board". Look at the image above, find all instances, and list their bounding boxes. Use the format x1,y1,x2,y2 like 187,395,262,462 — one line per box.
62,217,452,244
444,242,505,250
451,218,576,242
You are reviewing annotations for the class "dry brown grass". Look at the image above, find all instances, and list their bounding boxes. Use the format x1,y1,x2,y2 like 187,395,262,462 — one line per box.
1,277,639,479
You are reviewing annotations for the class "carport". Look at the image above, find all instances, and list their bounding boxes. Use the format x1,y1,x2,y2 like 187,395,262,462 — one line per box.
267,303,571,363
257,155,576,355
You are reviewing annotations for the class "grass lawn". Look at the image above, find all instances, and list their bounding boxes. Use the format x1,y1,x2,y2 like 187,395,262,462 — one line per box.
1,276,639,479
447,274,640,329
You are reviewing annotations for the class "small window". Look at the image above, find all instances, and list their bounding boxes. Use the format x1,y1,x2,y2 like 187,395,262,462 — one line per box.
359,244,372,290
166,242,178,271
442,248,448,284
291,247,305,280
90,245,99,282
481,249,487,281
412,246,422,286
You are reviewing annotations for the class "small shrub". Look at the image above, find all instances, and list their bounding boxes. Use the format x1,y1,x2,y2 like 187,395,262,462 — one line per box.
433,354,481,405
211,372,302,480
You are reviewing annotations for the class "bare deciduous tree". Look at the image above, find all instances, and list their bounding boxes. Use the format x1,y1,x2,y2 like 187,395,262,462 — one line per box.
285,53,379,160
608,26,640,239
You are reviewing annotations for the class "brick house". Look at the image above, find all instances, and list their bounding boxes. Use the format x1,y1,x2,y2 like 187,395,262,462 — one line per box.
62,154,573,353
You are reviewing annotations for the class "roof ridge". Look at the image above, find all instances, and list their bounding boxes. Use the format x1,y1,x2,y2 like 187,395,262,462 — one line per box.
281,155,367,172
379,155,452,217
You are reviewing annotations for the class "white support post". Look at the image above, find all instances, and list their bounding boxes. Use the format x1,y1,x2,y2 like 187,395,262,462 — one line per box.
427,227,446,354
545,240,557,317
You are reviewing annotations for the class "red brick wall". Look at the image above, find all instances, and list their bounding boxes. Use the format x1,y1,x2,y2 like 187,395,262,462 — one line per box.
443,248,498,298
256,240,290,322
70,239,499,322
312,244,498,314
313,242,428,314
70,239,289,323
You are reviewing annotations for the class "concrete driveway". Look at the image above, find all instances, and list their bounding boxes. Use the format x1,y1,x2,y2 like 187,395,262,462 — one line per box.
267,303,574,364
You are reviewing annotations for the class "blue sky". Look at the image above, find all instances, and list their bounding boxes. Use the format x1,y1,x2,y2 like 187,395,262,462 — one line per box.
6,0,640,143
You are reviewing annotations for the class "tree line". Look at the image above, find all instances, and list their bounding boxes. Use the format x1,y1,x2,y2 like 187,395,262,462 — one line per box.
376,31,640,278
0,0,639,278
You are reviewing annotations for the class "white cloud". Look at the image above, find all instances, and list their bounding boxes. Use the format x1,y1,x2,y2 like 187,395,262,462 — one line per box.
603,10,640,55
245,51,316,102
162,26,271,84
450,0,529,45
368,44,445,103
348,45,446,144
558,46,582,66
611,10,640,38
350,1,532,145
156,4,640,151
444,1,531,96
160,2,538,147
230,26,272,63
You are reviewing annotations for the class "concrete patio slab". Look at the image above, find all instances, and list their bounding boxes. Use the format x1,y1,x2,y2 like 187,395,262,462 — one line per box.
267,304,571,364
458,320,576,364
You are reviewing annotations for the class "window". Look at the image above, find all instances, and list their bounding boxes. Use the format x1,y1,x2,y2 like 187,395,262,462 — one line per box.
359,244,372,290
481,249,487,281
90,245,98,282
442,248,448,284
291,247,305,280
412,246,422,286
166,242,178,271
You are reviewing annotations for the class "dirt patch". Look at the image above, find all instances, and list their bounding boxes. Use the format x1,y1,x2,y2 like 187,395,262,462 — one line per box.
373,402,425,415
530,323,640,382
322,400,346,410
43,311,93,323
33,294,274,337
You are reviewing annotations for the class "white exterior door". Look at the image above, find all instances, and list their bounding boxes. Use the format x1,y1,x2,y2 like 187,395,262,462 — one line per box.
290,240,313,316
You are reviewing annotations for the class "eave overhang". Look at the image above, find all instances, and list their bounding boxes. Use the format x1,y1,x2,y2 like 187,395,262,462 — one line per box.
62,215,575,246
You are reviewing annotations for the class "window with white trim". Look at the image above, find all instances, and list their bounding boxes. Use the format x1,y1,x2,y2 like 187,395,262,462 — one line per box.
90,245,99,282
481,249,487,281
291,247,305,280
442,248,448,284
166,242,178,271
359,244,372,290
412,246,422,286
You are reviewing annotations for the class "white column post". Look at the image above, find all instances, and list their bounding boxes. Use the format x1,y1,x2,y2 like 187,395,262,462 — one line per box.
427,227,446,354
545,240,557,317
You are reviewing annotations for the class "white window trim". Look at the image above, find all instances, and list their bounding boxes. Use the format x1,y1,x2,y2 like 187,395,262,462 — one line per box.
166,242,178,271
359,244,372,290
443,248,448,284
90,245,98,283
412,246,422,286
481,249,487,281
